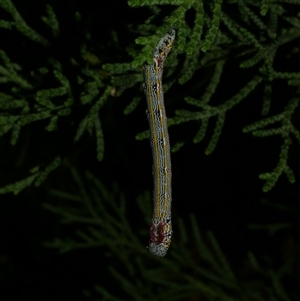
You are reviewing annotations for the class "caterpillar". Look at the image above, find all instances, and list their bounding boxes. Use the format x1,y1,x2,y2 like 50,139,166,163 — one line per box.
142,29,175,257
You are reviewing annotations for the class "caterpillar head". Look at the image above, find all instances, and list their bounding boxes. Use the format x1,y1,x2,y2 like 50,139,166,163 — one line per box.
153,29,175,68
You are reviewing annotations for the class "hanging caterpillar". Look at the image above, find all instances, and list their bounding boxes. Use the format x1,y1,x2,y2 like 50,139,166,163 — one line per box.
142,29,175,257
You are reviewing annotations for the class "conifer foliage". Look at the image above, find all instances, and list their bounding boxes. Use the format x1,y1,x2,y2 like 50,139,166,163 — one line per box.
0,0,299,193
0,0,300,299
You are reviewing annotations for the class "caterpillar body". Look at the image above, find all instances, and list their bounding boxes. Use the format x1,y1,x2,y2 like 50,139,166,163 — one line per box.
143,29,175,257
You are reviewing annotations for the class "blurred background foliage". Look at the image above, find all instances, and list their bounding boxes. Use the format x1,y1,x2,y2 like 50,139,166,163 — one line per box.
0,0,300,300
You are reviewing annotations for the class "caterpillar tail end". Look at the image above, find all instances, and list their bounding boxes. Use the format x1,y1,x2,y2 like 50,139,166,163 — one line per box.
148,219,172,257
148,242,168,257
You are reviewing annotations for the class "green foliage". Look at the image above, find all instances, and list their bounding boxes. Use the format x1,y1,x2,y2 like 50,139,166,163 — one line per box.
172,76,263,153
74,86,111,143
1,1,299,299
0,0,49,46
185,1,203,55
41,4,59,37
0,156,61,195
171,140,185,152
204,112,225,155
106,0,300,193
260,0,270,16
0,0,112,194
124,97,141,115
0,50,32,88
178,50,199,84
0,0,299,194
200,0,222,53
44,164,296,300
243,94,299,192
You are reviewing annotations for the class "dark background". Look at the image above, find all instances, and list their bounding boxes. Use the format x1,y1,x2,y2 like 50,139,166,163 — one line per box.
0,0,300,300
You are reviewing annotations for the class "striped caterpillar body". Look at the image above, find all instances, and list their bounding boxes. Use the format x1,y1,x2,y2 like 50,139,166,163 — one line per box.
143,29,175,257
